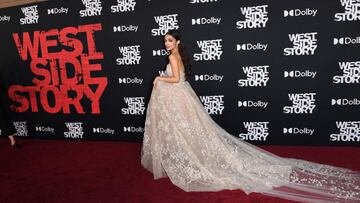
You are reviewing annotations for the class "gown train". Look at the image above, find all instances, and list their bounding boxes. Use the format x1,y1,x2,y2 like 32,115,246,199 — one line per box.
141,64,360,203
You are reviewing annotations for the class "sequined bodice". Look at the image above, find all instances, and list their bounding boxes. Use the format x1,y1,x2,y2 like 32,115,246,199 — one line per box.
166,64,185,81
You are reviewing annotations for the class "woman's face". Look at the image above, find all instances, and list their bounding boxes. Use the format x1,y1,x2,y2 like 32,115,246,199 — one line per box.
164,34,178,51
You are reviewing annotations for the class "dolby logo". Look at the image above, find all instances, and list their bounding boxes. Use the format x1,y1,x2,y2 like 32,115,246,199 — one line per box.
113,25,138,32
236,43,267,51
284,8,317,17
152,49,169,56
123,126,144,132
284,70,316,78
47,7,68,15
333,37,360,45
35,126,54,133
331,98,360,106
191,17,221,25
283,127,314,135
238,100,268,108
0,15,10,22
195,74,223,82
93,127,115,135
119,77,143,84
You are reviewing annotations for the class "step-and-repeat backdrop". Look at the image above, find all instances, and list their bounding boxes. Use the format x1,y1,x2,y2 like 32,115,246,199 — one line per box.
0,0,359,146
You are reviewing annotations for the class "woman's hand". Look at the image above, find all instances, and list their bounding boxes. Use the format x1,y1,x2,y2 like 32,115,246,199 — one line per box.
153,76,161,88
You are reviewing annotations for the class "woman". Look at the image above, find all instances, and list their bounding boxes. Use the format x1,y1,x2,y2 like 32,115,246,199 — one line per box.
141,30,360,203
0,71,22,149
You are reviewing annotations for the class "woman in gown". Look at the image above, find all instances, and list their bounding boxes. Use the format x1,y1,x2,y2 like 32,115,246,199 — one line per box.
140,30,360,203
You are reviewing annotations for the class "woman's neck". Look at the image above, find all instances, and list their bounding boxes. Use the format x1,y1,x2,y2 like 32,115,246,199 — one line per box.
171,49,179,55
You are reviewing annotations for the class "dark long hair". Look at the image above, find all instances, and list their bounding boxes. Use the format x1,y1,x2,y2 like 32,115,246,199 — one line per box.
165,30,192,81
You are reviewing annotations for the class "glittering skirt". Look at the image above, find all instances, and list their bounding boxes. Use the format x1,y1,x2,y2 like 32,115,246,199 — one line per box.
141,80,360,203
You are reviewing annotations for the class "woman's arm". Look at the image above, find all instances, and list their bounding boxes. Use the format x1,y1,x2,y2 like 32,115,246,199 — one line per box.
153,55,180,86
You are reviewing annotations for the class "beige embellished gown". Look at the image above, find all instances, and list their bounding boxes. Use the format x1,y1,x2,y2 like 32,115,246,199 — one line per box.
141,64,360,203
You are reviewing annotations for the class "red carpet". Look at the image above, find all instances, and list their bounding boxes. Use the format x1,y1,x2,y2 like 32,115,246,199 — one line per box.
0,138,359,203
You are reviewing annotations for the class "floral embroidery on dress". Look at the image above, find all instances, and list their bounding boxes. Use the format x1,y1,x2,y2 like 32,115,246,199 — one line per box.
141,64,360,203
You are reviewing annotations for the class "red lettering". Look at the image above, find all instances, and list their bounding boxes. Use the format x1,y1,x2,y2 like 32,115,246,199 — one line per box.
60,85,84,114
12,31,40,60
59,57,82,85
10,23,108,114
78,24,102,56
39,29,59,59
59,27,83,57
40,86,62,114
31,58,51,85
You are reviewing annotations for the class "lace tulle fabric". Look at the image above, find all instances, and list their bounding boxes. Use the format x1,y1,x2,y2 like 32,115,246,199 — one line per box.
141,64,360,203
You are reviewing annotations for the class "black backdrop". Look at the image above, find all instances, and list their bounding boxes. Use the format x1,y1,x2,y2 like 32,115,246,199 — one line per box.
0,0,359,146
